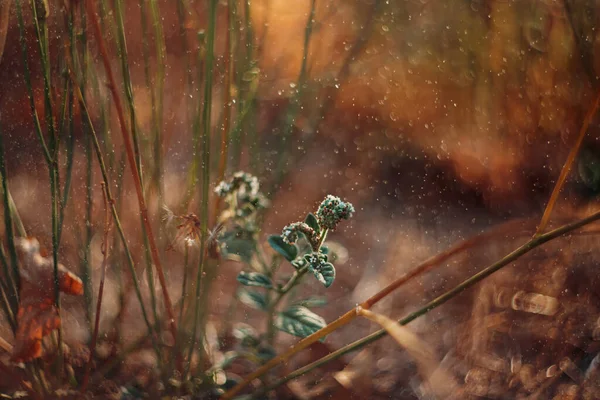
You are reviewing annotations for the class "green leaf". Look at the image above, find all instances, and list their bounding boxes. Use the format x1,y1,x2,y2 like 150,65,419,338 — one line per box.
310,262,336,288
238,289,268,311
304,212,320,234
221,232,255,263
237,271,273,289
275,305,326,338
293,296,327,308
268,235,297,262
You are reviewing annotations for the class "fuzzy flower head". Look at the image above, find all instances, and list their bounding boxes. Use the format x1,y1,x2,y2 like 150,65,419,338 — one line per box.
215,171,269,215
316,195,355,230
215,171,259,197
281,222,319,249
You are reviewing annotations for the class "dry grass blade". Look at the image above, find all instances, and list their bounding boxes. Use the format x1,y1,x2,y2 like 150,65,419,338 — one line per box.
536,86,600,236
357,307,457,398
222,218,533,398
0,334,12,353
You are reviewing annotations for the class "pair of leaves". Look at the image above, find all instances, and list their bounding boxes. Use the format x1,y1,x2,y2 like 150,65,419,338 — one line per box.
237,288,327,339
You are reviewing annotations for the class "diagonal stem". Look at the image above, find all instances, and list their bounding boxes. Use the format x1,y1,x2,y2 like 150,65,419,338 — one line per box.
221,218,534,398
536,83,600,236
249,209,600,397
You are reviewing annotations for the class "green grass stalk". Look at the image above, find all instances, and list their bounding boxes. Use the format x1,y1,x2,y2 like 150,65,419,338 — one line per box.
0,124,20,308
82,122,94,326
271,0,316,192
67,72,163,365
86,0,179,348
14,0,51,165
136,2,164,334
28,0,64,373
0,246,16,332
186,0,218,378
212,0,234,222
113,0,144,180
149,0,166,202
81,183,112,392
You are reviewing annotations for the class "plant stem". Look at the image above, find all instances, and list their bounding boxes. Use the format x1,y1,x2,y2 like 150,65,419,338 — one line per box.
66,65,163,365
248,211,600,397
14,0,51,165
149,0,166,202
86,0,178,345
266,267,309,343
220,218,536,399
0,123,19,310
271,0,316,193
113,0,143,180
23,0,64,373
536,86,600,235
186,0,218,377
81,183,112,392
212,0,233,223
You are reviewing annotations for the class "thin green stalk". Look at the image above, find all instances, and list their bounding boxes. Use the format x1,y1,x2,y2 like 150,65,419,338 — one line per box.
186,0,217,377
176,0,193,130
228,0,253,170
136,2,163,333
27,0,64,372
81,183,111,392
57,6,77,245
113,0,143,180
0,244,16,332
182,34,206,210
68,71,163,365
213,0,233,221
149,0,166,201
0,124,19,307
87,0,179,349
142,232,160,332
177,247,190,339
271,0,316,193
254,209,600,396
14,0,51,165
82,126,94,326
0,274,16,332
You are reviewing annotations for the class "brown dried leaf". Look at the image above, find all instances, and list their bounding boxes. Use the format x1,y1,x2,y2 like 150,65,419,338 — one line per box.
10,237,83,363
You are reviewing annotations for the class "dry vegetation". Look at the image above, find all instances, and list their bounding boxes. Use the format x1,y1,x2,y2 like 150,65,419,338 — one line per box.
1,0,600,399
